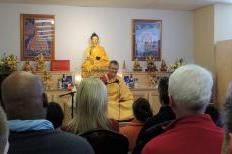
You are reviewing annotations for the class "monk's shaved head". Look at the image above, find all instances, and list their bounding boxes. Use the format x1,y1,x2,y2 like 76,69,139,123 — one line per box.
1,71,47,120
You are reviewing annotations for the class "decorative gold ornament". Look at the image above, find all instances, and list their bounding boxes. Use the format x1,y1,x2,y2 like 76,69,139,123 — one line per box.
133,58,142,71
34,53,46,72
22,61,34,72
145,56,157,72
160,59,168,72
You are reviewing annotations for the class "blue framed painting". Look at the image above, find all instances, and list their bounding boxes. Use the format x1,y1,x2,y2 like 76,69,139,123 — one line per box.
132,19,162,61
20,14,55,60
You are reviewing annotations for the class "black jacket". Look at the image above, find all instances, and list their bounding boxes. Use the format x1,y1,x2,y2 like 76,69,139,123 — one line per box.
9,129,94,154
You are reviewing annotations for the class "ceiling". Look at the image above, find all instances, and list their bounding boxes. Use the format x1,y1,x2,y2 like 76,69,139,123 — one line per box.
0,0,232,10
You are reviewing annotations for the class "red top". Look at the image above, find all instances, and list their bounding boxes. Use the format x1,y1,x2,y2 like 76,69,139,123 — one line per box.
109,119,119,132
142,114,224,154
120,119,144,151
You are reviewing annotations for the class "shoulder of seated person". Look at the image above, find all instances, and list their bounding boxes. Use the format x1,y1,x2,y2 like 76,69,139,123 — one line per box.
116,76,123,82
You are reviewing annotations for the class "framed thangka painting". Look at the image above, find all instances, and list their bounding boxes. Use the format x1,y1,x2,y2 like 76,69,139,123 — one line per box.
20,14,55,60
132,19,162,61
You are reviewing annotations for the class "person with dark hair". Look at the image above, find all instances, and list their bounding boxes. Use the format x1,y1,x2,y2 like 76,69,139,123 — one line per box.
222,82,232,154
1,71,94,154
46,102,64,129
132,98,153,122
120,98,153,152
205,105,223,127
133,77,176,154
142,76,176,130
101,60,134,121
82,32,109,73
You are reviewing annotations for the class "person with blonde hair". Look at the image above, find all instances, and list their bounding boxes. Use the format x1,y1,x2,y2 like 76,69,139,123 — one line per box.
0,106,9,154
142,64,223,154
67,78,118,134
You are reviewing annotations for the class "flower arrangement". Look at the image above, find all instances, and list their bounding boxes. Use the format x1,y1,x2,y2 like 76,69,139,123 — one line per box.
169,58,185,71
0,53,18,76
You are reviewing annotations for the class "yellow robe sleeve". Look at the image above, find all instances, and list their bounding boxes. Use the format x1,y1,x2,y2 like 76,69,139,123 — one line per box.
107,76,134,121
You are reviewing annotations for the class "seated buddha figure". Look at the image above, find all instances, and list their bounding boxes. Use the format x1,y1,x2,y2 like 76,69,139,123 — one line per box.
82,33,109,72
34,53,46,72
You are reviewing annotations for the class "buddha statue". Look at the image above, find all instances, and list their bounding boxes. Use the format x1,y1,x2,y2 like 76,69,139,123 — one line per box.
160,59,168,72
34,53,46,72
145,56,157,72
133,58,142,71
81,33,109,73
22,61,34,72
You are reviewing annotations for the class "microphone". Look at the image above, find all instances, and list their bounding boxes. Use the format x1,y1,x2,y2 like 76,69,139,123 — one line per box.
107,79,119,85
100,76,119,85
100,76,108,85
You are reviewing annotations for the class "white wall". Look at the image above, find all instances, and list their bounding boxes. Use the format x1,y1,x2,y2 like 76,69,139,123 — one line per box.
0,3,193,71
214,4,232,43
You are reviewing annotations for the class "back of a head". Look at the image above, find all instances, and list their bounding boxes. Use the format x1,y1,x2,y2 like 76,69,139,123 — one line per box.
80,129,128,154
75,78,109,133
46,102,64,129
0,106,9,154
205,105,222,127
133,98,153,122
158,77,169,106
1,71,46,120
169,64,213,114
223,83,232,154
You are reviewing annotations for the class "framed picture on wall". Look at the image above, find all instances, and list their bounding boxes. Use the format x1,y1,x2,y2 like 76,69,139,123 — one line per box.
132,19,162,61
20,14,55,60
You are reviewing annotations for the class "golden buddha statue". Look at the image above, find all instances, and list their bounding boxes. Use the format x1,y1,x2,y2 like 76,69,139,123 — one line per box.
145,56,157,72
133,58,142,71
82,33,109,74
22,61,34,72
160,59,168,72
34,53,46,72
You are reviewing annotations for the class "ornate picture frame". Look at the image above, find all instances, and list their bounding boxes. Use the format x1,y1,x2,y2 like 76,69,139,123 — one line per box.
20,14,55,60
132,19,162,61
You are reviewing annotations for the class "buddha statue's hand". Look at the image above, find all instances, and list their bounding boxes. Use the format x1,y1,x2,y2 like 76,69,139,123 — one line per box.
96,56,101,60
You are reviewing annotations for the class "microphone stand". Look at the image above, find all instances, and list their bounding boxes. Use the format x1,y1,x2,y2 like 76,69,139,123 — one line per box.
59,91,76,118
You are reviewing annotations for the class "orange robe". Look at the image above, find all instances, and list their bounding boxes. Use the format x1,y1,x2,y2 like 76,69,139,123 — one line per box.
105,75,134,121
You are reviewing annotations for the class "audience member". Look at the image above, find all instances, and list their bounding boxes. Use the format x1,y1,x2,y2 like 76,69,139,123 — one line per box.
133,77,175,154
222,82,232,154
66,78,119,134
205,104,223,127
0,106,9,154
142,64,224,154
1,71,94,154
120,98,153,151
140,76,175,131
46,102,64,129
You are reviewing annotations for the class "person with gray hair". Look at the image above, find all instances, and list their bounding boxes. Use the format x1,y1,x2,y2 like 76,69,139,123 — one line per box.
1,71,94,154
222,82,232,154
142,64,223,154
0,106,9,154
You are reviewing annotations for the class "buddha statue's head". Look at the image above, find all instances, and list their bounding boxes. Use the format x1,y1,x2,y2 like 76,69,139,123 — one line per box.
90,32,99,47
